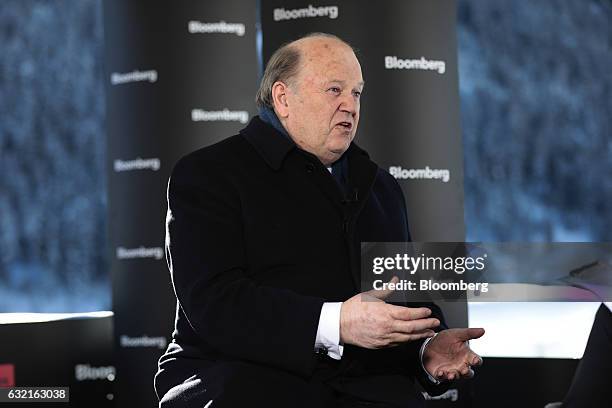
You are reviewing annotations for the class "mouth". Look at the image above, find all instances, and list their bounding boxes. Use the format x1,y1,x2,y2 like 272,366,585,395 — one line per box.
335,121,353,131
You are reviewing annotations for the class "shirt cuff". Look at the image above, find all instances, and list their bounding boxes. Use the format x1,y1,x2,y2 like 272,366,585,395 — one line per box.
315,302,344,360
419,333,441,384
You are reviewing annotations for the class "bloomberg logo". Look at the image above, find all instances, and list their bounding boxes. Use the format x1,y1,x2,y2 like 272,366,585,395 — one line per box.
274,4,338,21
114,157,161,172
191,108,249,124
75,364,116,381
188,20,245,36
120,335,167,350
116,246,164,260
385,56,446,74
389,166,450,183
110,69,158,85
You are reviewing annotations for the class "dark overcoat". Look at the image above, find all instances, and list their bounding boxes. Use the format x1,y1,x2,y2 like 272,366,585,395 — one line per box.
154,116,447,407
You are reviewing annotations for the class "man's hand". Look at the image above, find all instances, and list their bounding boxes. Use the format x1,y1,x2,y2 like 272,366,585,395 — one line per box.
423,328,485,381
340,277,440,348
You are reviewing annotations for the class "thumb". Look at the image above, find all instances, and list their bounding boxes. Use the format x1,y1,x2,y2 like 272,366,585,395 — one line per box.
458,327,485,341
366,276,400,301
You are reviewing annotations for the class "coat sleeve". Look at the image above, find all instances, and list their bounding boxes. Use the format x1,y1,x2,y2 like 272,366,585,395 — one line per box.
165,154,325,377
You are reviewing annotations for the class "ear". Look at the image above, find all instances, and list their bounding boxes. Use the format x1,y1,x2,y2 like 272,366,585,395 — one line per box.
271,81,290,118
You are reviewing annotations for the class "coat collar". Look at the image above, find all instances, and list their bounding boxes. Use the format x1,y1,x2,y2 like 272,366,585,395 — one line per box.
240,115,374,172
240,116,296,170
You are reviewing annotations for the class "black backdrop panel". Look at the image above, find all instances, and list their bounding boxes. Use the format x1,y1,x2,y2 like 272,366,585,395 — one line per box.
260,1,468,405
261,0,465,242
104,1,257,406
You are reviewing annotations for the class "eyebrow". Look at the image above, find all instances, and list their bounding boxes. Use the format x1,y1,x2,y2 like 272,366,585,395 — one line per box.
326,79,365,88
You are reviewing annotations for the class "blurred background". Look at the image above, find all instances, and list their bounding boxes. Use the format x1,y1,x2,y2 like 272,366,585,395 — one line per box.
0,1,610,406
460,0,612,242
2,0,610,312
0,0,107,312
456,0,612,361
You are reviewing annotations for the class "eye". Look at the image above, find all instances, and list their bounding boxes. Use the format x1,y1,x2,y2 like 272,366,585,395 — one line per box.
353,90,362,98
327,86,341,95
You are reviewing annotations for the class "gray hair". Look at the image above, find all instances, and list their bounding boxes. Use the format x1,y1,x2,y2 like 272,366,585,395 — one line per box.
255,33,356,109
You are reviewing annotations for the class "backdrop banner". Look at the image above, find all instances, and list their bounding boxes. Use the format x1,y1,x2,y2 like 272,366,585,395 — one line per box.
103,1,257,406
105,0,465,405
261,1,468,405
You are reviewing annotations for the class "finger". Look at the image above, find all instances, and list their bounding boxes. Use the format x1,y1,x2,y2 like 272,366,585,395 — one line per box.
435,369,452,380
392,317,440,334
452,327,485,342
388,305,432,321
468,352,483,367
461,368,475,379
366,276,400,300
459,363,470,376
445,369,460,381
387,330,435,344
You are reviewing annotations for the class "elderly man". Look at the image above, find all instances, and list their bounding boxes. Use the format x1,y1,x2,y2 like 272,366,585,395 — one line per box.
154,33,484,408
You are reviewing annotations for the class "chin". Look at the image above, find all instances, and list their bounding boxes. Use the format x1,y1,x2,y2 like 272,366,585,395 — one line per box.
328,143,351,158
331,132,354,146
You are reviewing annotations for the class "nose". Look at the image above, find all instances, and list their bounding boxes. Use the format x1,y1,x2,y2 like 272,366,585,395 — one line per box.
339,92,358,117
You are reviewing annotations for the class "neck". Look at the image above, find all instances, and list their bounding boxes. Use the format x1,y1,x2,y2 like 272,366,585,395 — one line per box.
267,108,340,166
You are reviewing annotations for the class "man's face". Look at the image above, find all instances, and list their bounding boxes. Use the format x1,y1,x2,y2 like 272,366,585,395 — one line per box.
279,39,364,165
